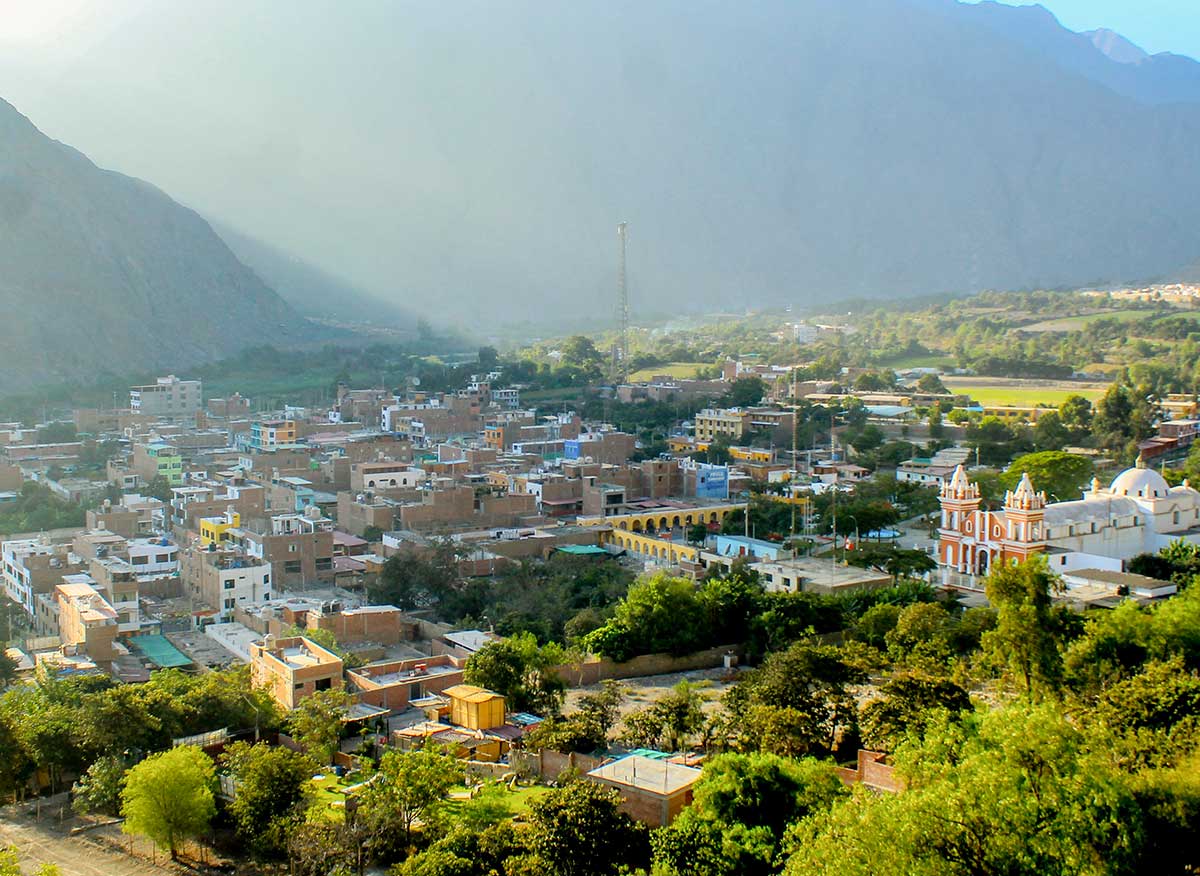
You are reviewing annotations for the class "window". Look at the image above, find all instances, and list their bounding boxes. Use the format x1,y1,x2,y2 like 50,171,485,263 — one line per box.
287,544,298,553
263,573,270,585
131,555,147,565
284,560,302,574
156,554,170,563
314,678,332,691
224,598,236,609
223,580,235,590
315,557,333,572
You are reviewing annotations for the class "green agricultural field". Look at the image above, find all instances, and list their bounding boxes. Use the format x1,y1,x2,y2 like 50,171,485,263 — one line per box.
1021,309,1159,333
628,362,710,381
951,384,1107,406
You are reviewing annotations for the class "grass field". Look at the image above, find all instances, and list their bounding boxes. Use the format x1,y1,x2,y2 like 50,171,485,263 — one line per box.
948,384,1107,406
309,772,550,820
628,362,710,381
1021,310,1155,333
444,782,551,816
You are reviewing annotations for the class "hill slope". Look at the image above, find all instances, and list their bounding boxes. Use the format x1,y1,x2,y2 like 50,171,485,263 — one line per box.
0,98,322,391
210,222,417,327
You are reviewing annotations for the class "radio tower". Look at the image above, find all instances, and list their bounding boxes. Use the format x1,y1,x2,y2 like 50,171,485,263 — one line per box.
615,221,630,384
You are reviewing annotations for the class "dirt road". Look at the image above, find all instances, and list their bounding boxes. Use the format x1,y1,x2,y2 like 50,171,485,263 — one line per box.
0,810,177,876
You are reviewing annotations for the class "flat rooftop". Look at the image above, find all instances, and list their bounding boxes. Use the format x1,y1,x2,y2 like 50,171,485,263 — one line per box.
588,755,702,796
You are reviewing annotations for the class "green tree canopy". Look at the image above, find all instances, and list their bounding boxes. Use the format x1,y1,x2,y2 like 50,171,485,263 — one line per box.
999,450,1093,503
121,746,216,861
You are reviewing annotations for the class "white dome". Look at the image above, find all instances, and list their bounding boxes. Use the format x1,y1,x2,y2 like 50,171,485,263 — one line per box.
1109,467,1171,499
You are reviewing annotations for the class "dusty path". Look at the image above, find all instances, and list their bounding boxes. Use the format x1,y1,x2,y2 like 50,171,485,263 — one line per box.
0,807,179,876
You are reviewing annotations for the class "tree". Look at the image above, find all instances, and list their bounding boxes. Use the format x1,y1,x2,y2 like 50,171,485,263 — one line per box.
1058,394,1094,443
653,753,846,876
560,335,601,367
372,541,461,610
927,407,945,440
222,742,314,857
477,345,500,368
618,680,707,752
859,673,973,752
784,704,1150,876
999,450,1093,503
981,557,1064,697
581,573,710,662
287,688,352,764
397,822,530,876
884,602,953,666
1032,411,1071,452
525,780,649,876
916,373,947,394
575,680,626,739
463,632,565,715
0,847,60,876
361,745,462,843
723,642,865,757
143,475,174,502
1092,382,1154,459
72,754,127,816
726,377,767,408
121,746,216,861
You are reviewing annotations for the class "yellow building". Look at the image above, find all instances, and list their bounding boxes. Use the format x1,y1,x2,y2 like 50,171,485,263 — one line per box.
979,405,1049,424
199,510,240,547
444,684,506,730
729,446,773,463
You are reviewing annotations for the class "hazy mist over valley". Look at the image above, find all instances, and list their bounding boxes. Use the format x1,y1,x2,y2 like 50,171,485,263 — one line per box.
3,0,1200,338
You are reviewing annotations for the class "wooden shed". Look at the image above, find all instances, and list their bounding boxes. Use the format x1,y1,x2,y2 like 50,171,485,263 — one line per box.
444,684,506,730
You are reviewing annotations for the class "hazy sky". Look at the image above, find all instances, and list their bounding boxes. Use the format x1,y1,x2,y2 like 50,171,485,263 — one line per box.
1006,1,1200,58
1,0,1197,325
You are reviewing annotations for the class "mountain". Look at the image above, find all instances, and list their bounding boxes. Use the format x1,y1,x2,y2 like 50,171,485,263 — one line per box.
0,97,324,391
209,222,417,328
188,0,1200,318
954,2,1200,107
3,1,1200,328
1086,29,1149,66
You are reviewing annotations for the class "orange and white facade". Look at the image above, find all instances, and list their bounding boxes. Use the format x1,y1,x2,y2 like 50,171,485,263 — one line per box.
938,462,1200,582
938,465,1046,578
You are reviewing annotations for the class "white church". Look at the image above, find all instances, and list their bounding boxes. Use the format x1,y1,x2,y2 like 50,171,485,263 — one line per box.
938,462,1200,580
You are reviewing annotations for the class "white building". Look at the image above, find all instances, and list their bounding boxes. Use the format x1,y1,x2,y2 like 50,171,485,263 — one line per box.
938,464,1200,581
129,375,202,421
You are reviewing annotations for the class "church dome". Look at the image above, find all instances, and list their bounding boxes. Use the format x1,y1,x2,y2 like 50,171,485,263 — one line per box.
1109,467,1171,499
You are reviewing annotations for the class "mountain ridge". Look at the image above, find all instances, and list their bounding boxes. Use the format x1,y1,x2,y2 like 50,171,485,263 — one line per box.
0,96,327,392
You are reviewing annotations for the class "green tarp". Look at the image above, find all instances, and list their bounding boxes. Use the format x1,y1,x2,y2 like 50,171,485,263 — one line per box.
130,634,192,668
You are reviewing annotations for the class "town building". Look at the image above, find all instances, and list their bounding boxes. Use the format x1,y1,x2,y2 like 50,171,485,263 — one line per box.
587,755,702,827
2,538,85,616
937,463,1200,580
54,578,119,663
250,420,298,452
129,375,202,421
249,634,344,709
132,442,184,486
